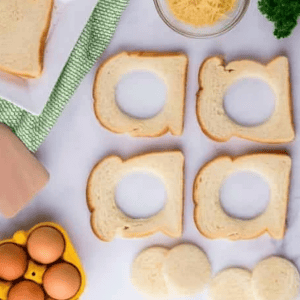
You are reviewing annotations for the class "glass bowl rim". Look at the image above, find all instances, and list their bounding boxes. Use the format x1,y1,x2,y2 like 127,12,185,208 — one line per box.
153,0,251,39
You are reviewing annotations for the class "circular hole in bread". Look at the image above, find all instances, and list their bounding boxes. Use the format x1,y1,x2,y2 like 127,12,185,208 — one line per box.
220,171,270,220
224,78,275,127
115,171,167,219
115,71,167,119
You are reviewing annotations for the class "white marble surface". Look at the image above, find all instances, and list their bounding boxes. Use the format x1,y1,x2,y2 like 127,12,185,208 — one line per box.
1,0,300,299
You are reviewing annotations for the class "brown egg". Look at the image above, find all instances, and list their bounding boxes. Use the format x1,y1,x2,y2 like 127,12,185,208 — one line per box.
0,243,28,281
43,263,81,300
27,226,65,264
8,280,45,300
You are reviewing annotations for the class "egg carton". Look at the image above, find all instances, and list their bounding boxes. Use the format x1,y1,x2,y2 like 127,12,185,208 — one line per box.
0,222,86,300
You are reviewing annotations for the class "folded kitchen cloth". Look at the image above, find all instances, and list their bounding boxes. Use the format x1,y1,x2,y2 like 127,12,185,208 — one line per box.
0,0,129,153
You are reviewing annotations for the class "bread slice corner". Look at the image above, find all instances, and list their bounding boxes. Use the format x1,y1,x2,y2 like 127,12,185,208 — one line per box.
0,0,54,78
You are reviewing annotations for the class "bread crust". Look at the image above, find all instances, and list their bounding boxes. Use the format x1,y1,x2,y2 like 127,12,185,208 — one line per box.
93,51,188,137
37,0,54,78
196,56,295,144
86,150,185,242
193,153,291,240
0,0,54,78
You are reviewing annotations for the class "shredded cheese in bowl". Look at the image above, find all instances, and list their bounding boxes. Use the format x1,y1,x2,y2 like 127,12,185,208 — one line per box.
167,0,237,27
154,0,249,38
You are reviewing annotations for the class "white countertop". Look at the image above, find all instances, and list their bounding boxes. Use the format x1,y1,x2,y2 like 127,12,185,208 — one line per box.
1,0,300,299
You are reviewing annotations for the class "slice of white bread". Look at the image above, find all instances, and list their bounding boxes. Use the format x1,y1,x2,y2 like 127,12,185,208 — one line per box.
131,247,170,299
87,151,184,242
252,257,300,300
162,244,211,296
0,0,53,78
93,52,188,137
193,153,291,240
197,56,295,143
210,268,255,300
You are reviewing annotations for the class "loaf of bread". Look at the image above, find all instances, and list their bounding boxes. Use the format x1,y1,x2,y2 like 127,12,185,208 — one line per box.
0,0,53,78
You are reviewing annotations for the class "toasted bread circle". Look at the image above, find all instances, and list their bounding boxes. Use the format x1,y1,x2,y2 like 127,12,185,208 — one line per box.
162,244,211,296
197,56,295,143
93,52,188,137
87,151,184,242
252,257,300,300
0,0,53,78
131,247,170,299
210,268,255,300
193,154,291,240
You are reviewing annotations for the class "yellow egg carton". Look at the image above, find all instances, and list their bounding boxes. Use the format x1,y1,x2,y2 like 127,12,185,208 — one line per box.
0,222,86,300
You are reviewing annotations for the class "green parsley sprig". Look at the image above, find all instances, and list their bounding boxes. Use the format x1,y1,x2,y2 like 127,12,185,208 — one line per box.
258,0,300,38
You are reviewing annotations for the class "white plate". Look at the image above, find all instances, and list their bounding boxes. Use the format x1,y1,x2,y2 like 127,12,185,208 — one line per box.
0,0,99,115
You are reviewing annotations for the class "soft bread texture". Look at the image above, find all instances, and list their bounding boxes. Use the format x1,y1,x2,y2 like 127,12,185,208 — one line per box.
93,52,188,137
197,56,295,143
162,244,211,296
87,151,184,242
210,268,255,300
0,0,53,78
193,154,291,240
131,247,169,299
252,257,300,300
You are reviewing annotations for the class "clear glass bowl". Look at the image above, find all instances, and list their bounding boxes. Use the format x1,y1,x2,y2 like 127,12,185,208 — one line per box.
154,0,250,38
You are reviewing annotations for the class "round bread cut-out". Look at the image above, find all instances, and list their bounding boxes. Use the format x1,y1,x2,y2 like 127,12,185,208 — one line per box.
210,268,255,300
252,257,300,300
131,247,169,298
162,244,211,296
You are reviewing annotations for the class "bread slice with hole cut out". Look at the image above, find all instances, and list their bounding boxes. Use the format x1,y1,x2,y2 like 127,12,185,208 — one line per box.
0,0,53,78
93,52,188,137
87,151,184,242
197,56,295,143
193,153,291,240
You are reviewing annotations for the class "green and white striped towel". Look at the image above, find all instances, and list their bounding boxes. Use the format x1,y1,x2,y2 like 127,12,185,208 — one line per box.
0,0,129,152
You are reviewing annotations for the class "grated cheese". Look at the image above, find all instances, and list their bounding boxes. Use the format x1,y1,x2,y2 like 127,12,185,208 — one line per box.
167,0,237,27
